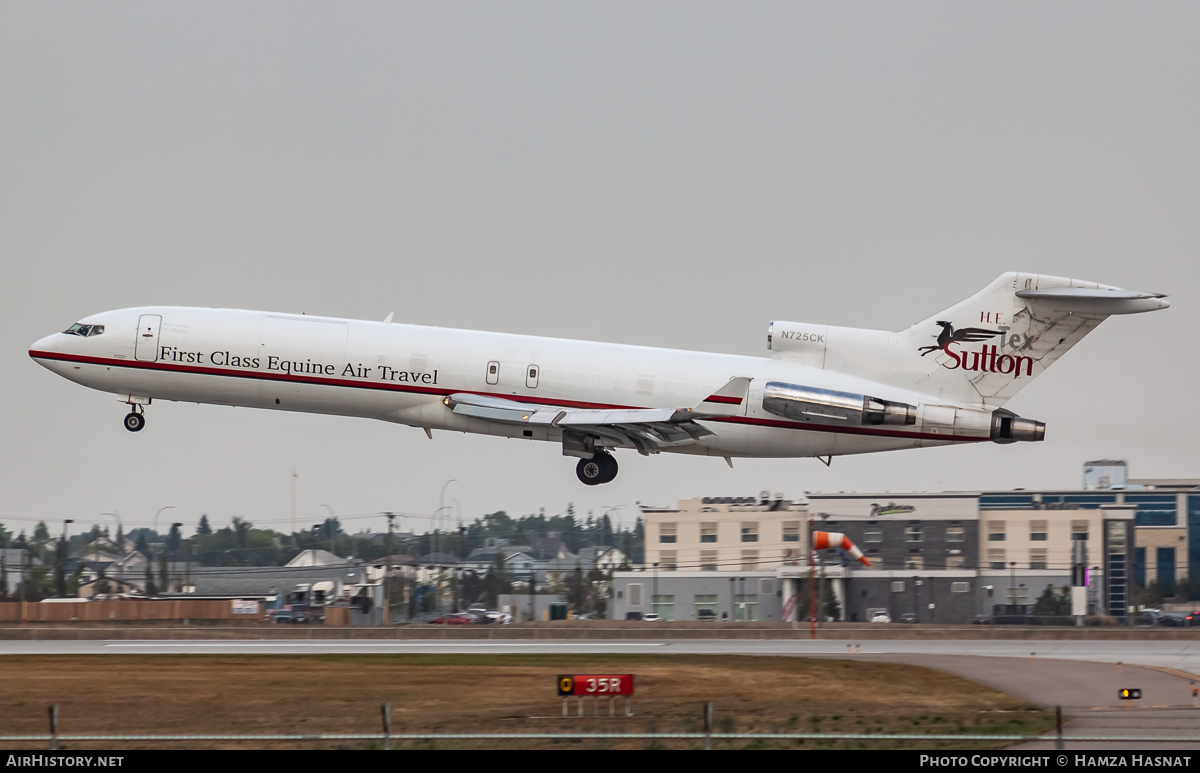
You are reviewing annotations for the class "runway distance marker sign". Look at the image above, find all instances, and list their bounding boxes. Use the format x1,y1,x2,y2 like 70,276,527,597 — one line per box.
557,674,634,697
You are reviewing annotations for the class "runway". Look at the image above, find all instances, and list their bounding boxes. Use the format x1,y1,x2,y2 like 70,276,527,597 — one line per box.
6,637,1200,673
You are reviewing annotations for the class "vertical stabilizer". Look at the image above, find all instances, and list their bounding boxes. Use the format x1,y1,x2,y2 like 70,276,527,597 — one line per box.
894,273,1168,405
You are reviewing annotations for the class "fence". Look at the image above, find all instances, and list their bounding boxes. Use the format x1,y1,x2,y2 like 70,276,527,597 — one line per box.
1,703,1194,750
0,600,263,623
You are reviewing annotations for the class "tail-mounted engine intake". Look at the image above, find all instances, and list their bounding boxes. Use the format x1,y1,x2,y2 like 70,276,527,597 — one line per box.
762,382,916,427
990,409,1045,443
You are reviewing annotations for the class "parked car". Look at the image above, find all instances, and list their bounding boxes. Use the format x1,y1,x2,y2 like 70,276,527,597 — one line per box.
972,613,994,625
869,611,891,624
642,613,662,622
696,609,717,622
899,612,917,624
428,613,473,625
1160,612,1189,627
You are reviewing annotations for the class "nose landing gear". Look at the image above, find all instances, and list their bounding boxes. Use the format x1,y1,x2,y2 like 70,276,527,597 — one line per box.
576,452,618,485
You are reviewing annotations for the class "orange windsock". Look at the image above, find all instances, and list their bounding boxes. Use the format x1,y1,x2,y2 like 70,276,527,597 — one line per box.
812,531,871,567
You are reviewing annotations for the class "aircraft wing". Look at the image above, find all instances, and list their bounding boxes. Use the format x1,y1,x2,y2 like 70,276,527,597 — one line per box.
443,377,751,456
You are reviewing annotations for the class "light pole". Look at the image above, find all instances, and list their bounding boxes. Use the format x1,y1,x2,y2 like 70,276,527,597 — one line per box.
152,506,176,556
1009,561,1018,617
167,522,182,592
600,504,624,558
911,575,919,623
101,511,125,591
151,506,175,534
437,479,457,560
383,511,398,626
59,519,73,597
430,505,454,615
650,562,660,619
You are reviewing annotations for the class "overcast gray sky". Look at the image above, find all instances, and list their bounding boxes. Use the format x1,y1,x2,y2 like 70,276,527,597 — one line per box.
2,3,1195,540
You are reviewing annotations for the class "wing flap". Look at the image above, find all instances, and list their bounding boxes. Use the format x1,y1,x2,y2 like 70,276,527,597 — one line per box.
443,388,726,455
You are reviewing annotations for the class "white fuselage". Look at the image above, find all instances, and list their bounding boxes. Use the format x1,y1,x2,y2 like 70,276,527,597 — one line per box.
29,306,981,461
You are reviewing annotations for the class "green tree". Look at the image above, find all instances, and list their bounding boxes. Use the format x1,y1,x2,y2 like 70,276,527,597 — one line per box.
158,552,169,593
232,516,251,549
566,563,587,610
1138,581,1164,609
68,561,85,597
485,552,510,609
94,567,112,596
589,566,610,618
1033,584,1068,616
166,523,182,557
144,564,158,597
54,536,67,597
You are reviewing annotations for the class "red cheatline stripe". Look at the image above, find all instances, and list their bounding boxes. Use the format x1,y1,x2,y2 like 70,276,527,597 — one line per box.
29,350,985,444
703,394,743,404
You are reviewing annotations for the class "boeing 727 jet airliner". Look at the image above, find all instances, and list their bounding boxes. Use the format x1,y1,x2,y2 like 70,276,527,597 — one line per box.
29,273,1167,485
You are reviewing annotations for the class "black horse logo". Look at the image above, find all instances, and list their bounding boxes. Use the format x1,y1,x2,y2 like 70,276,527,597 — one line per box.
918,321,1003,357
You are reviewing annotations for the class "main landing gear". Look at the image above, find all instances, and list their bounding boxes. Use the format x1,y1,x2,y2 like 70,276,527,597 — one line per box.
576,452,618,486
123,405,146,432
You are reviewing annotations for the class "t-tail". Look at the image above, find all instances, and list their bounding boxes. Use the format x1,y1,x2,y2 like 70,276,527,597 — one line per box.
767,273,1168,439
896,272,1168,405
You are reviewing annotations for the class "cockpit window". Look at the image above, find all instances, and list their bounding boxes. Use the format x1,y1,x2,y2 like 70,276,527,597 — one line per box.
63,323,104,337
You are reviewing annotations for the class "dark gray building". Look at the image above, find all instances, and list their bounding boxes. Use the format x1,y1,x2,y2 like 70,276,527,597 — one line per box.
807,493,983,624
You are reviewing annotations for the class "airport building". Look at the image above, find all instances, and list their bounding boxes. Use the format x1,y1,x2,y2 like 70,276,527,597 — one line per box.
614,460,1199,623
640,493,807,573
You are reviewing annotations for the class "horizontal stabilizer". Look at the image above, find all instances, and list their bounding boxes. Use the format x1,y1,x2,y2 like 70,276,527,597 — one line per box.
1015,287,1169,315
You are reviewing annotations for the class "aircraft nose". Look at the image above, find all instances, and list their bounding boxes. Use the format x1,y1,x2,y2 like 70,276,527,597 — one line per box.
29,333,59,357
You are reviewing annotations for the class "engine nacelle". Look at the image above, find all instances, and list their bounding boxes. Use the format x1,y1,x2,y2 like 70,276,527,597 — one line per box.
762,382,916,427
990,409,1045,443
767,321,829,355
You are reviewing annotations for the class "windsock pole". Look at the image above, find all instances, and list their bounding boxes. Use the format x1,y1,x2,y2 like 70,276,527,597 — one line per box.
808,517,816,639
807,530,872,638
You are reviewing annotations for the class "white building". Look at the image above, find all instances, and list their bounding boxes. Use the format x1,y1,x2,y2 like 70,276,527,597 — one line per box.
640,493,808,573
